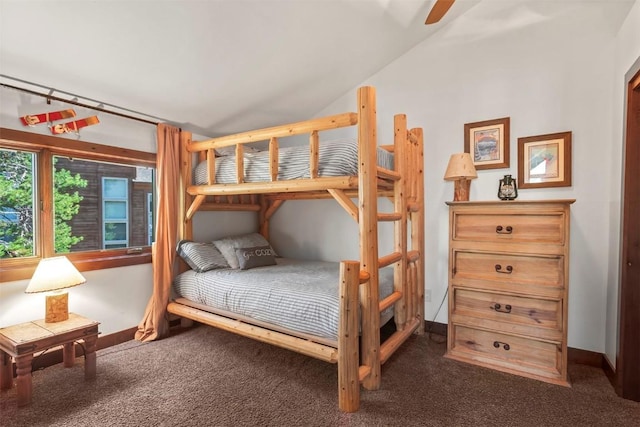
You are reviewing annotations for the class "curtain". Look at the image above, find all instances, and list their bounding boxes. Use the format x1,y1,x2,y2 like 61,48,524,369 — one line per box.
135,123,181,342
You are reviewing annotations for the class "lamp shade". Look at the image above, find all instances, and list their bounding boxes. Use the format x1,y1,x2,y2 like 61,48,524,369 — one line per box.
25,256,86,294
444,153,478,181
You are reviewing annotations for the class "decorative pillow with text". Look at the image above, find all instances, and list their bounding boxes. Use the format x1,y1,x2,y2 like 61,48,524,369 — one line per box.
213,233,277,269
235,245,277,270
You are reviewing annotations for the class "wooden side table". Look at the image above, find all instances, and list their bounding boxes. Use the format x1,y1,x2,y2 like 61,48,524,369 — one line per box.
0,312,99,406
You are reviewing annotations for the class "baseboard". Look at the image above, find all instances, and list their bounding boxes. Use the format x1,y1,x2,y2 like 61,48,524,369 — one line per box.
602,354,618,393
567,346,604,368
425,320,447,337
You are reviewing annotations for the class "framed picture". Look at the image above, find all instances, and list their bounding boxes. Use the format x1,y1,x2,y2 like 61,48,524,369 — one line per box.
464,117,510,170
518,131,572,189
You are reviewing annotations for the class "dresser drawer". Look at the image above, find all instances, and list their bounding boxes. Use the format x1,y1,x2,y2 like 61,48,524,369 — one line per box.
448,325,564,381
452,212,566,245
451,288,563,341
452,250,564,296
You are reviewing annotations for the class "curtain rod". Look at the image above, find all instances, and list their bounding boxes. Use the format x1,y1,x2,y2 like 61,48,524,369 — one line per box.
0,75,166,126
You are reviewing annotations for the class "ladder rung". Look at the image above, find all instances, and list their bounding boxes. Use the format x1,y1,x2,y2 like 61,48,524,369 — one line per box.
377,166,401,181
359,365,372,382
407,202,420,212
380,317,421,364
378,212,402,222
359,270,370,284
407,250,420,263
379,252,402,268
379,291,402,312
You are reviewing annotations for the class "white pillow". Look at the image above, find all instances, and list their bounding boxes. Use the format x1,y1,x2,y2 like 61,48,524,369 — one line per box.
212,233,277,269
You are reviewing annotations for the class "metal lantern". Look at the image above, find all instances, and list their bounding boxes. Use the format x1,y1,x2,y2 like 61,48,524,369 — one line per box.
498,174,518,200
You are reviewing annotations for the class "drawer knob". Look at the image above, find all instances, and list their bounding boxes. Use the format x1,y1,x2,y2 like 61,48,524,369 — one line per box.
495,264,513,274
496,225,513,234
492,303,512,313
493,341,511,351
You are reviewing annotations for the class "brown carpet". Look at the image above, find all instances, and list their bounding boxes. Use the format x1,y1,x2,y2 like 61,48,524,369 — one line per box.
1,324,638,427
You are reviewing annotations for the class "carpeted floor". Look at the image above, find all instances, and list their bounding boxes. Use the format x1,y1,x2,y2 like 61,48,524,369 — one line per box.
1,324,638,427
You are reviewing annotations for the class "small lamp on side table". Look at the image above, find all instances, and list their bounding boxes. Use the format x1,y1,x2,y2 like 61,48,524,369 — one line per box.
25,256,86,323
444,153,478,201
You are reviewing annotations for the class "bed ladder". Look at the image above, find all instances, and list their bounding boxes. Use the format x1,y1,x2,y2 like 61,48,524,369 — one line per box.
378,115,424,366
355,88,425,396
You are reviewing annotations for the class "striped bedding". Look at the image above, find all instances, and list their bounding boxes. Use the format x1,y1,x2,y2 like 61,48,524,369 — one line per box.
172,258,395,342
194,138,395,184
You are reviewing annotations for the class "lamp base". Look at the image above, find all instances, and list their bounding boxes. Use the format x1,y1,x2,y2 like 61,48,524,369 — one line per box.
45,291,69,323
453,179,471,201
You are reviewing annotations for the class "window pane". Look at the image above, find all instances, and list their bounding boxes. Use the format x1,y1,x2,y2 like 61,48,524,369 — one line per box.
104,201,127,220
53,156,155,253
104,222,127,242
103,178,127,198
0,149,36,258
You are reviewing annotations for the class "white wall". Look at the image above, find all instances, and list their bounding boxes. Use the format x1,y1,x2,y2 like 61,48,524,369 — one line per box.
273,1,639,353
606,0,640,366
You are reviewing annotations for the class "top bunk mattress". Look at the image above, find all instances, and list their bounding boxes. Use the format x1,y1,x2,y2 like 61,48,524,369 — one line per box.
194,138,394,184
172,257,394,343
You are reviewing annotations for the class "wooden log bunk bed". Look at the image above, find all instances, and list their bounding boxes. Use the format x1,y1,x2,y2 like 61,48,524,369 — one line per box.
166,86,424,412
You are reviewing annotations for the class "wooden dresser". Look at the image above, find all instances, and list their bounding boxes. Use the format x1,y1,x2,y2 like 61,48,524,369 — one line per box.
445,200,574,386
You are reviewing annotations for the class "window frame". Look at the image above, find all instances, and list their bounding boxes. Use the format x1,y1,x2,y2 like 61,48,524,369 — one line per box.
0,127,156,282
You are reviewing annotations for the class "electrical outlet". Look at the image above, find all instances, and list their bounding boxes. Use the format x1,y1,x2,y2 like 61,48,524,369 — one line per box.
425,289,432,302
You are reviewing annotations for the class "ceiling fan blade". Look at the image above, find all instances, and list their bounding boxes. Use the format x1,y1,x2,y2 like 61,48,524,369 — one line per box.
425,0,455,25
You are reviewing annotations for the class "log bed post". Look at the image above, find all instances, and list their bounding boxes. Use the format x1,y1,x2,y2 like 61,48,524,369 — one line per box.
180,131,193,242
338,260,361,412
411,127,425,333
393,114,408,331
357,86,381,390
176,130,194,275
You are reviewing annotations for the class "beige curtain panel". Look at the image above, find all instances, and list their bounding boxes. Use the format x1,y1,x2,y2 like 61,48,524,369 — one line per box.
135,123,181,342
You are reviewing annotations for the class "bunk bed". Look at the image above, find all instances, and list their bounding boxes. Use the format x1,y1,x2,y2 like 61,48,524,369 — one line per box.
166,86,424,412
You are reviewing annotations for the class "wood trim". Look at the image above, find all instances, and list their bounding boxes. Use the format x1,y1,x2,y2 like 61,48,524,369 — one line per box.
0,249,152,282
603,354,617,390
425,320,448,337
568,347,604,368
0,127,156,167
617,63,640,401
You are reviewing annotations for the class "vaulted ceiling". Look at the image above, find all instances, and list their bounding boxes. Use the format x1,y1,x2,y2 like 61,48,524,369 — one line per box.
0,0,634,136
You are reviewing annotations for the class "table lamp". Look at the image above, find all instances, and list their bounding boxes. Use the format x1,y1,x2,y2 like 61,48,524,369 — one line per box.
25,256,86,323
444,153,478,201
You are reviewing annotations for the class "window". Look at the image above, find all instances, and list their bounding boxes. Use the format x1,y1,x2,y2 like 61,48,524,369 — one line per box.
0,128,156,282
0,149,36,259
102,177,129,249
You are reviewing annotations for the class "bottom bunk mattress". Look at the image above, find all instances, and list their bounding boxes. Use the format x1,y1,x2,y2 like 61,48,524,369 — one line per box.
172,258,394,344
